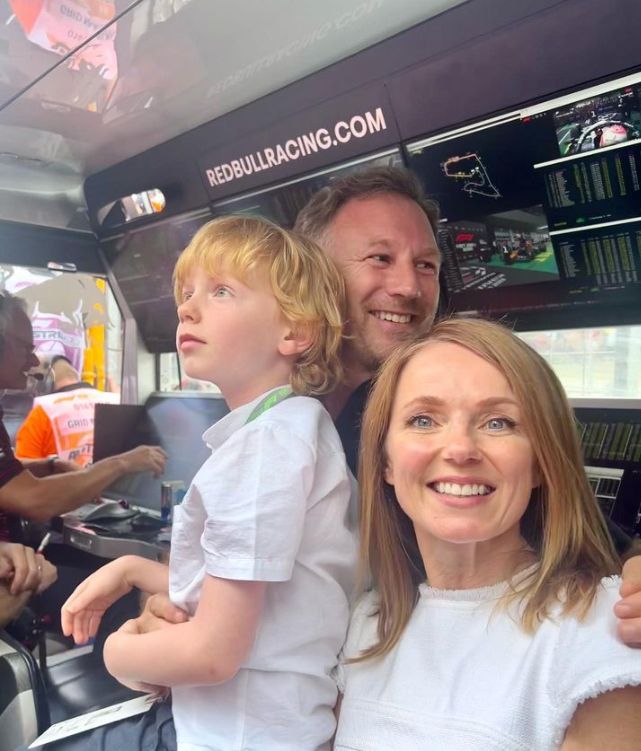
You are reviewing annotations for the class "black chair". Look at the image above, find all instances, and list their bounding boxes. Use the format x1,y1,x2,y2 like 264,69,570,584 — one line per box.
0,629,50,751
0,629,138,749
44,648,138,725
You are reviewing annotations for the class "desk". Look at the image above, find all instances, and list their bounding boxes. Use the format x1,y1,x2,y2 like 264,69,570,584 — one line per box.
58,512,168,561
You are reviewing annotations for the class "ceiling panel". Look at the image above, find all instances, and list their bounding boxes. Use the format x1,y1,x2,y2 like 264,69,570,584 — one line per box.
0,0,467,228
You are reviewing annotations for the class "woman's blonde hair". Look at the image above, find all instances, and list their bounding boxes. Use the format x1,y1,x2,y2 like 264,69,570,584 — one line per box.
357,317,619,660
173,215,345,395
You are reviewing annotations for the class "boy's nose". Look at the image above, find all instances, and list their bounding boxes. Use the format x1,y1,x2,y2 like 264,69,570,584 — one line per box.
177,299,199,322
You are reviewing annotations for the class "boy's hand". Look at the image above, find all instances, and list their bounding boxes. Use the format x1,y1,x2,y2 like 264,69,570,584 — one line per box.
61,557,135,644
105,619,168,696
615,556,641,646
136,592,189,634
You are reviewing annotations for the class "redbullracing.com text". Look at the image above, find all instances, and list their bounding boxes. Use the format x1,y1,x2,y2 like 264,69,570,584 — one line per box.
205,107,388,187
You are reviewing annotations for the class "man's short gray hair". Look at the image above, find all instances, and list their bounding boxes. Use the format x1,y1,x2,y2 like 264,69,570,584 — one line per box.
0,291,27,353
294,165,440,244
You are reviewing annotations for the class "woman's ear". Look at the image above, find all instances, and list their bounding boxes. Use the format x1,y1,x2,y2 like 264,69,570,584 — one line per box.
278,326,313,357
383,461,394,486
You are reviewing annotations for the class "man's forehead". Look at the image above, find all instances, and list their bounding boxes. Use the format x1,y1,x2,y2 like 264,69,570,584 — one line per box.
327,194,436,254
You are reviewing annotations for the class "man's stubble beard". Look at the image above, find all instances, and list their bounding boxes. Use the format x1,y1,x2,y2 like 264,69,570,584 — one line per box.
344,310,436,382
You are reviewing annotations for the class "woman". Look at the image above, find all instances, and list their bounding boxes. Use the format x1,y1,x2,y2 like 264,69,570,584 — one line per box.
334,318,641,750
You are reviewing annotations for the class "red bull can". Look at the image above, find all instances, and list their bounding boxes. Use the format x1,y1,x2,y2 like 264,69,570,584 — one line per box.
160,481,174,523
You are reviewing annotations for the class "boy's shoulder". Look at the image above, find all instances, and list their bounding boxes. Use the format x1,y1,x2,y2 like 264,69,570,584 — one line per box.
256,393,329,424
248,395,343,452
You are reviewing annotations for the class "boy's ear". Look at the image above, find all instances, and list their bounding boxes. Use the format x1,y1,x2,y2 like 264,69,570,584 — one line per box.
278,326,313,357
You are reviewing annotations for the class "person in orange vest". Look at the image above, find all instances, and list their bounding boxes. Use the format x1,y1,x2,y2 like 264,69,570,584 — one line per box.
15,355,119,468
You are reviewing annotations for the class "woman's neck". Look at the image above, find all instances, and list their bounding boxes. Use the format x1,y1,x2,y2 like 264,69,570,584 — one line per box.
419,532,537,590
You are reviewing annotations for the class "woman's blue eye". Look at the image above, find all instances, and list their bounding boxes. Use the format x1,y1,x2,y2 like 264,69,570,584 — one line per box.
486,417,514,431
410,415,433,429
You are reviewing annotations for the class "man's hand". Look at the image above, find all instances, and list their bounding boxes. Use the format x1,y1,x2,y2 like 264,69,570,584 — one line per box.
36,558,58,593
52,459,81,474
0,544,57,628
615,555,641,646
136,593,189,635
120,446,167,477
0,541,55,595
21,457,79,477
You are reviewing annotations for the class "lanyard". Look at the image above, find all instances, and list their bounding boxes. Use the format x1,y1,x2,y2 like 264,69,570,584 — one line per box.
245,386,294,424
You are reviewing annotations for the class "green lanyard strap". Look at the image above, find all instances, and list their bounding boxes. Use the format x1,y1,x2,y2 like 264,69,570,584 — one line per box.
245,386,294,424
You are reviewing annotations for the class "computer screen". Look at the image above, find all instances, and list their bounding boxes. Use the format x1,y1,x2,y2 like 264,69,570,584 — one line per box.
93,394,229,510
406,72,641,330
101,209,213,352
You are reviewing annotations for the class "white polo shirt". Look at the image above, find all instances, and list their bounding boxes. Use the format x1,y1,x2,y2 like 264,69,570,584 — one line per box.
169,388,358,751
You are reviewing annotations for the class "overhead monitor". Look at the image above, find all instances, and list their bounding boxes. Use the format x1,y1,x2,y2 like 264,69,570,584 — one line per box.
101,209,212,352
405,72,641,330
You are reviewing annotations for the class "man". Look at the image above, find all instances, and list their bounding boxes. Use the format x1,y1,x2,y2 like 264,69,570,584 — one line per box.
16,354,119,468
137,166,641,647
294,166,442,473
0,291,167,528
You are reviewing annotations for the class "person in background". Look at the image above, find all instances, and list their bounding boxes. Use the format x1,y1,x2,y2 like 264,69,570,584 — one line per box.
334,318,641,750
59,216,357,751
16,354,119,468
0,290,167,529
136,167,641,652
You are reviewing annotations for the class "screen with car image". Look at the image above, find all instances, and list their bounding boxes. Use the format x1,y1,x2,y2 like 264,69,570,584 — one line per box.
406,73,641,329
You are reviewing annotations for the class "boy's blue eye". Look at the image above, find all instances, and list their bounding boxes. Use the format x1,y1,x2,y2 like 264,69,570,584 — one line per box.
213,287,232,297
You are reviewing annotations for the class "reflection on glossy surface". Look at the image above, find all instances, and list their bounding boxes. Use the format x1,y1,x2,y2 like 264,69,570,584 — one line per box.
8,0,119,112
0,0,466,227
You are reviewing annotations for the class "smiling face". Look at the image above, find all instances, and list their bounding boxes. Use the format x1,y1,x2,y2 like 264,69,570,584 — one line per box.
322,193,441,384
0,308,39,390
384,342,538,558
176,266,293,408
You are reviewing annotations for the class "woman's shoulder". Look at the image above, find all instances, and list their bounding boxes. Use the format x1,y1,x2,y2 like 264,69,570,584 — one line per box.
550,574,636,689
563,575,621,622
547,575,641,743
343,590,381,658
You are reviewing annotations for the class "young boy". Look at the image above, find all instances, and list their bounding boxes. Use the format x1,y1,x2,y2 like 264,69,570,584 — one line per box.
60,216,357,751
